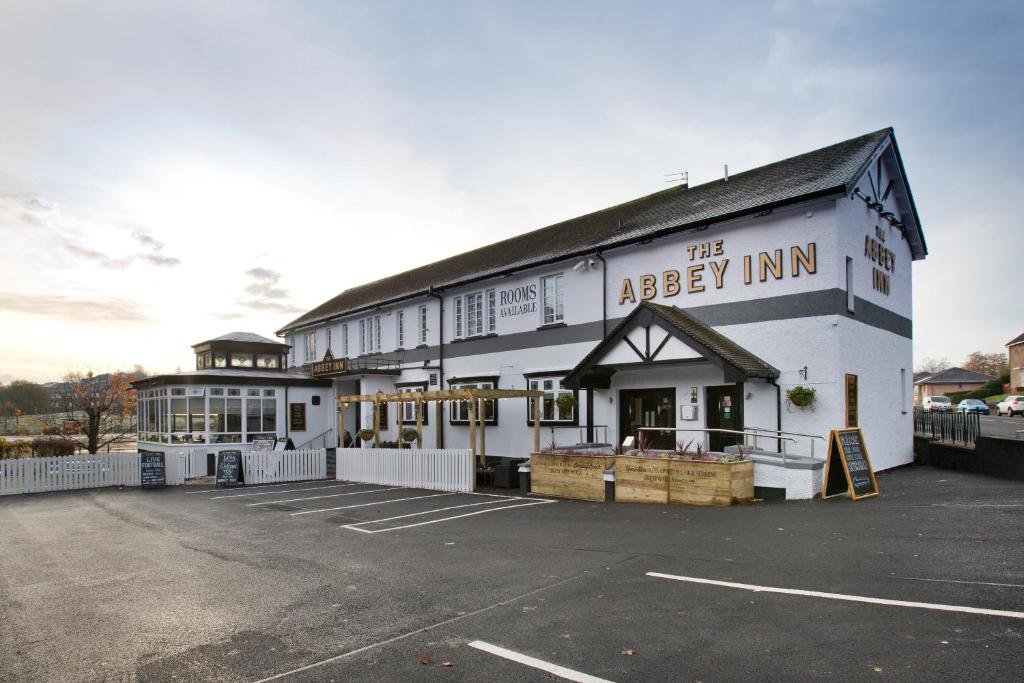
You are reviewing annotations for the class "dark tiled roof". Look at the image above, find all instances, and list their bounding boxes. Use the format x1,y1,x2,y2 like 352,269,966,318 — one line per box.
280,128,904,334
912,371,934,383
914,367,994,385
192,332,284,347
645,303,779,379
1007,331,1024,346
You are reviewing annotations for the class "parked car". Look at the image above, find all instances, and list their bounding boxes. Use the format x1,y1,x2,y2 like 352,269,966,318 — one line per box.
922,396,952,412
956,399,990,415
996,395,1024,417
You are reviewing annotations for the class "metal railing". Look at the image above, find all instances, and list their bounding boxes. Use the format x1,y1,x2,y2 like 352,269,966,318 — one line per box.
637,427,797,466
294,428,335,451
744,426,826,460
914,408,979,447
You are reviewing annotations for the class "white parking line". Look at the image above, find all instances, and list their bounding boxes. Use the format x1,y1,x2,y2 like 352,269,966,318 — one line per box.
247,486,404,506
343,499,555,534
209,483,360,499
289,492,456,515
646,572,1024,619
468,640,614,683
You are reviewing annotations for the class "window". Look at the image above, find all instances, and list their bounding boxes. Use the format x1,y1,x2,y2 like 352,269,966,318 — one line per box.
326,328,332,352
397,311,405,348
528,377,577,424
399,385,428,425
487,289,496,333
256,354,279,369
246,388,277,440
465,292,484,336
359,319,366,354
541,274,564,324
230,353,253,368
375,316,381,352
846,257,855,313
342,323,349,357
450,381,497,424
214,351,227,368
454,297,464,338
303,332,316,363
418,305,428,345
357,316,381,354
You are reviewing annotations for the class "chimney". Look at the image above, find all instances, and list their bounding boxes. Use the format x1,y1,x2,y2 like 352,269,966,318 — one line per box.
724,164,729,182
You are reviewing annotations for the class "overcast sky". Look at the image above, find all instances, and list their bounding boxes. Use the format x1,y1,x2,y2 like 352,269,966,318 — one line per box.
1,0,1022,383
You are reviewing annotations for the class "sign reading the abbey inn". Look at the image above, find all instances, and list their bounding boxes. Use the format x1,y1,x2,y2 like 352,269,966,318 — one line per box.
617,240,818,304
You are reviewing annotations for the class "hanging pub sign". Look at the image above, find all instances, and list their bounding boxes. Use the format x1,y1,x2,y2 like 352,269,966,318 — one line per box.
216,450,243,488
139,451,166,489
311,348,348,377
822,428,879,501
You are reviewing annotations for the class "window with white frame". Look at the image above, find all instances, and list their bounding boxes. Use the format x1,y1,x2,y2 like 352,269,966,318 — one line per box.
418,305,428,345
359,316,381,354
541,274,564,325
398,385,428,425
342,323,349,357
527,376,576,424
396,310,405,348
465,292,484,336
450,380,497,424
359,319,366,354
454,296,463,338
303,332,316,363
374,316,381,352
487,288,496,333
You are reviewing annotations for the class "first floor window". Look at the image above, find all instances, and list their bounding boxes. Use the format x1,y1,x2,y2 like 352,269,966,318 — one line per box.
304,332,316,363
418,305,428,345
454,296,464,338
528,377,576,423
397,310,405,348
342,323,349,356
541,273,564,324
487,288,496,333
450,381,496,424
465,292,484,336
359,319,367,354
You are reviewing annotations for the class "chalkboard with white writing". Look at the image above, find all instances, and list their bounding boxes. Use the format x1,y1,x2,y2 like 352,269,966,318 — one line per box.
822,428,879,500
140,451,166,489
216,450,243,488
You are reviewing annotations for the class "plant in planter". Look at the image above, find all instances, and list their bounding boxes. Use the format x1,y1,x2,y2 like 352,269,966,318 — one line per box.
400,427,420,442
786,385,816,411
555,393,577,418
357,428,375,443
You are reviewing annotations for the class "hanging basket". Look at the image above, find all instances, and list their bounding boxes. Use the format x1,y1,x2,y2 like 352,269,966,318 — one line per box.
786,386,816,409
357,428,375,442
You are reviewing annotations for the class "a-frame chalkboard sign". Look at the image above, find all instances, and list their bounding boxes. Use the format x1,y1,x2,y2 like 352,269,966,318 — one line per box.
215,450,243,488
821,428,879,501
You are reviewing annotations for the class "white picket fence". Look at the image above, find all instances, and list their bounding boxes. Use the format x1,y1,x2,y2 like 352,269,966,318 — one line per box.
0,451,186,496
337,448,474,493
243,448,326,485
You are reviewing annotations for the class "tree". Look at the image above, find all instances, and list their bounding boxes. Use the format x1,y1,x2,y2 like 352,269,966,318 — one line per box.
0,380,53,415
917,357,949,374
58,371,136,454
962,351,1009,379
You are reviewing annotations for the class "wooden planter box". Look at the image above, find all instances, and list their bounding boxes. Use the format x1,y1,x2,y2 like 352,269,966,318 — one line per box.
669,459,754,506
614,457,670,504
530,453,613,501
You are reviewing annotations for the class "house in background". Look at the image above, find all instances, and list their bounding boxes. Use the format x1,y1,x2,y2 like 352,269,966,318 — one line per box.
913,367,994,404
1008,332,1024,392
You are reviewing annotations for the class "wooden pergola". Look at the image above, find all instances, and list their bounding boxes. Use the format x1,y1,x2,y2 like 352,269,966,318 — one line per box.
338,388,544,466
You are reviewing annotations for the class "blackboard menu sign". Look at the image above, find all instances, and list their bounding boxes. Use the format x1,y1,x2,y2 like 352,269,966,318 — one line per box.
140,451,166,489
216,450,243,488
822,428,879,500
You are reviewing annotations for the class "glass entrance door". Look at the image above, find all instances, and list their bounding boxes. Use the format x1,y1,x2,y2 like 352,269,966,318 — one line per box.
705,384,743,452
619,388,676,450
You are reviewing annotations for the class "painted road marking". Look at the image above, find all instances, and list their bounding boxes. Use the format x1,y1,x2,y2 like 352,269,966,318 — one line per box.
209,483,359,499
247,486,405,506
185,479,343,494
892,576,1024,589
288,492,457,515
647,572,1024,619
343,499,555,534
467,640,614,683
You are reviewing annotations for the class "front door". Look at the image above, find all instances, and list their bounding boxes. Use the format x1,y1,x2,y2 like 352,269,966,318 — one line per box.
619,388,676,450
706,384,743,452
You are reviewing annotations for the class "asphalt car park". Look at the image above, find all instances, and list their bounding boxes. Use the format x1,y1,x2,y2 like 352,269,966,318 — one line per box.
978,414,1024,439
1,468,1022,682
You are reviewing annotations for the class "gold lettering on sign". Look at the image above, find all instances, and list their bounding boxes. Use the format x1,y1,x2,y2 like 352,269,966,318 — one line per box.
686,264,705,293
791,243,817,276
743,255,752,284
639,274,657,300
709,259,728,289
663,270,680,297
619,278,636,304
759,249,783,281
712,240,724,256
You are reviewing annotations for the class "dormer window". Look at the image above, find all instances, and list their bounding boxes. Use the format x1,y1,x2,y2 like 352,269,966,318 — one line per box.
256,354,280,369
192,333,290,374
230,353,254,368
214,352,227,368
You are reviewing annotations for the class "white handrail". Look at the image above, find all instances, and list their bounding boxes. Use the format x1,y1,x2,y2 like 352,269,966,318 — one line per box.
743,425,826,459
636,427,798,465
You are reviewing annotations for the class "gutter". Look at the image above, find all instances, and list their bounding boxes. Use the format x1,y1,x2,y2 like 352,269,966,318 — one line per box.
769,378,782,454
275,188,846,336
595,251,608,337
427,286,445,448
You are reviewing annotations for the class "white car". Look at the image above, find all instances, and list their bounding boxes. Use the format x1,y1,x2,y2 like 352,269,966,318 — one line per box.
996,395,1024,417
922,396,952,413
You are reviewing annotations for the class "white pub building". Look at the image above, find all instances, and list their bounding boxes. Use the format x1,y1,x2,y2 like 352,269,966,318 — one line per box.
141,129,926,497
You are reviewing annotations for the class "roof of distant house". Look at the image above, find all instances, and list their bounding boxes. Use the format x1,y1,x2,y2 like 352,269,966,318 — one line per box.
278,127,925,335
1007,331,1024,346
913,367,994,385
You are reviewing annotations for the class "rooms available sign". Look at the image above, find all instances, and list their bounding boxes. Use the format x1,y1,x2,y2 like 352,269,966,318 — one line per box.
498,284,537,318
618,239,817,304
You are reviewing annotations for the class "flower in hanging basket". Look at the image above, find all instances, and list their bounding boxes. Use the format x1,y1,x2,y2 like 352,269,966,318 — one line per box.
786,386,816,409
555,393,577,416
400,427,420,441
357,428,376,442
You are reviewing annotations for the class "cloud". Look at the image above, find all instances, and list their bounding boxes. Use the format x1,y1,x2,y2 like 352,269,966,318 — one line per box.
130,227,180,267
0,292,151,323
234,268,303,313
141,253,181,267
61,240,133,269
238,299,303,313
